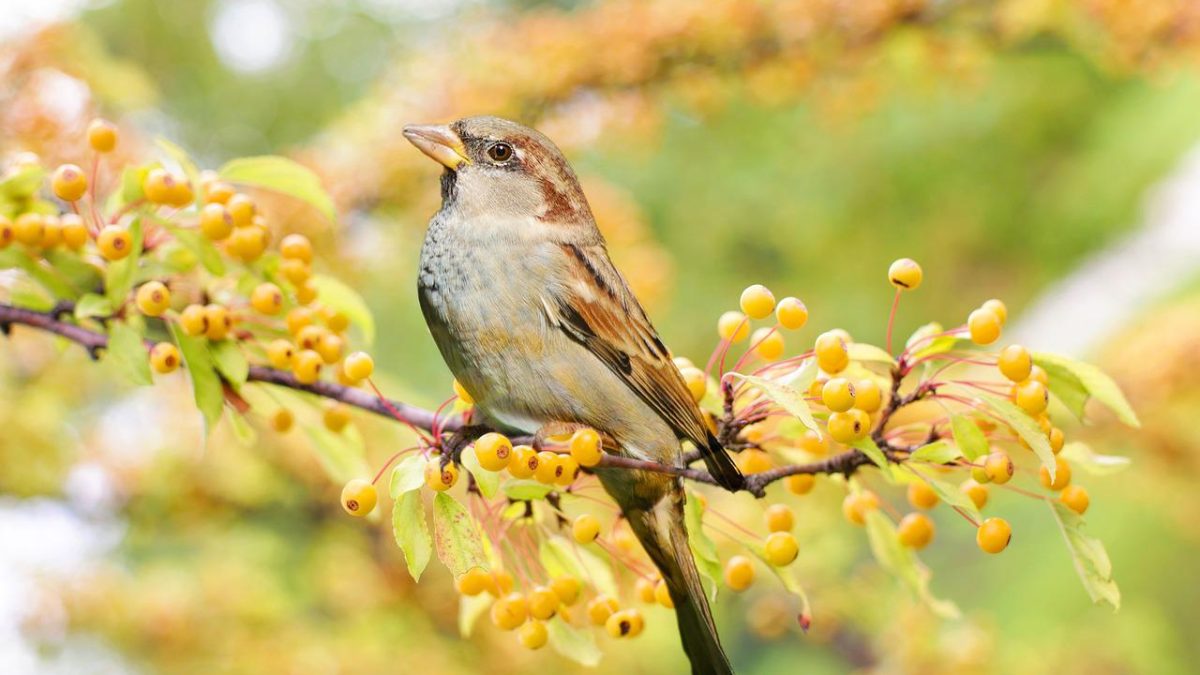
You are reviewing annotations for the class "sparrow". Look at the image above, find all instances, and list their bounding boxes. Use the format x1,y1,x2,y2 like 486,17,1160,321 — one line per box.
404,116,743,674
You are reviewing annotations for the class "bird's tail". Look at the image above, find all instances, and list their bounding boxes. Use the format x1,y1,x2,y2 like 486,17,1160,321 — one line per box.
702,430,744,492
624,489,733,675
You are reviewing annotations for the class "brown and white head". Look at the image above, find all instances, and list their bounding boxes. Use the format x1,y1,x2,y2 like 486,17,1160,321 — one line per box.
403,116,595,229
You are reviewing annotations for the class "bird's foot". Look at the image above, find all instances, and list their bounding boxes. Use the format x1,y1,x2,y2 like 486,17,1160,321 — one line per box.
439,424,489,466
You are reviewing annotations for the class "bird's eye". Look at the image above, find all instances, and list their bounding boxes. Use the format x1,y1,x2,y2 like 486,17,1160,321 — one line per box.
486,142,513,162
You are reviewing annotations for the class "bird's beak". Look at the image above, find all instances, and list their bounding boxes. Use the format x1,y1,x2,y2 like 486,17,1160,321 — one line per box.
403,124,471,171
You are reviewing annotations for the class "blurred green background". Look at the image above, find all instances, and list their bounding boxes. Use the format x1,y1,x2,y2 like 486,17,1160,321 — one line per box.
2,0,1200,673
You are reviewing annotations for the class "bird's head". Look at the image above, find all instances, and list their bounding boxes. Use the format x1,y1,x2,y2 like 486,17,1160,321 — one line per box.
403,116,593,227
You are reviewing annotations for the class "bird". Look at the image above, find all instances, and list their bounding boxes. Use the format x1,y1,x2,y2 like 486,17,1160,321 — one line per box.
404,116,744,674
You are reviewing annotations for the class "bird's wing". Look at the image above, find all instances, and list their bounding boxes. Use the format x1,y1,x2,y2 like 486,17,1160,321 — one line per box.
541,243,741,487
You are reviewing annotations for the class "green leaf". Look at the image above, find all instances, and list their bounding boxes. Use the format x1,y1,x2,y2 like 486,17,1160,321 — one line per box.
461,447,500,499
1033,353,1140,427
908,440,961,464
304,426,370,485
978,393,1057,480
226,409,257,447
950,414,990,460
904,467,979,518
848,342,895,365
684,490,721,602
905,322,963,360
729,361,819,436
1034,359,1090,419
104,218,143,304
539,535,618,597
155,137,200,190
170,324,224,432
309,275,375,344
218,155,336,223
390,454,427,497
169,227,226,275
863,509,960,619
393,490,433,582
432,492,487,577
44,250,103,293
548,617,603,667
209,341,248,387
1059,442,1131,476
74,293,114,320
0,165,46,200
458,593,493,638
105,321,152,386
850,436,892,479
1049,501,1120,610
6,249,77,300
502,480,555,501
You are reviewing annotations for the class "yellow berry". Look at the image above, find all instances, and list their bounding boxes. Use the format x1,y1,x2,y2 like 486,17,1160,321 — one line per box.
763,531,799,566
854,378,883,413
968,308,1002,345
724,555,755,591
534,451,560,484
842,490,880,526
508,445,539,479
751,328,785,361
197,203,233,241
474,433,513,472
291,349,323,384
340,478,377,517
87,118,118,152
551,576,581,605
179,304,208,337
323,403,351,432
982,298,1008,325
765,504,794,532
1014,379,1049,415
569,428,603,467
828,409,870,443
228,224,268,261
680,366,707,403
455,567,492,596
906,481,939,510
572,513,601,544
60,214,87,249
295,280,318,305
821,377,856,412
737,448,772,474
340,351,375,383
555,455,580,486
587,595,619,626
280,233,313,262
998,345,1032,382
38,215,62,248
961,479,989,509
717,311,750,343
149,342,180,374
266,339,294,369
775,296,808,330
135,281,171,317
97,226,133,260
1028,365,1049,386
888,258,923,290
606,609,644,638
518,619,548,650
785,474,815,495
1049,427,1065,454
226,194,256,227
740,284,776,319
815,330,849,374
285,307,313,335
490,570,515,597
897,512,935,549
52,164,87,201
168,178,194,207
204,304,232,341
316,332,344,364
528,585,560,621
1039,457,1072,491
654,580,674,609
984,452,1015,485
976,517,1012,554
270,408,294,433
452,378,474,405
13,213,44,246
295,325,325,351
1060,484,1090,515
142,168,176,204
280,258,311,285
490,592,528,631
426,458,459,491
203,180,235,205
321,307,350,332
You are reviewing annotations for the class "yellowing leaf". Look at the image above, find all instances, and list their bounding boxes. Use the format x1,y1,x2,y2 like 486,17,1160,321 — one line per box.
390,454,427,497
978,393,1057,480
1034,352,1140,427
210,340,248,387
548,617,602,667
432,492,487,577
1049,501,1120,610
461,447,500,498
1059,442,1131,476
863,510,960,619
908,440,961,464
219,155,336,223
950,414,989,460
539,535,617,597
729,362,819,436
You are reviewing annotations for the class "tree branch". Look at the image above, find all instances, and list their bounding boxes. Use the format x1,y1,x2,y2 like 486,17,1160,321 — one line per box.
0,302,923,498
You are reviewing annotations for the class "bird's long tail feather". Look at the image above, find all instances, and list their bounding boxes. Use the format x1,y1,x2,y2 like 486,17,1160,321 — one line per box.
625,489,733,675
